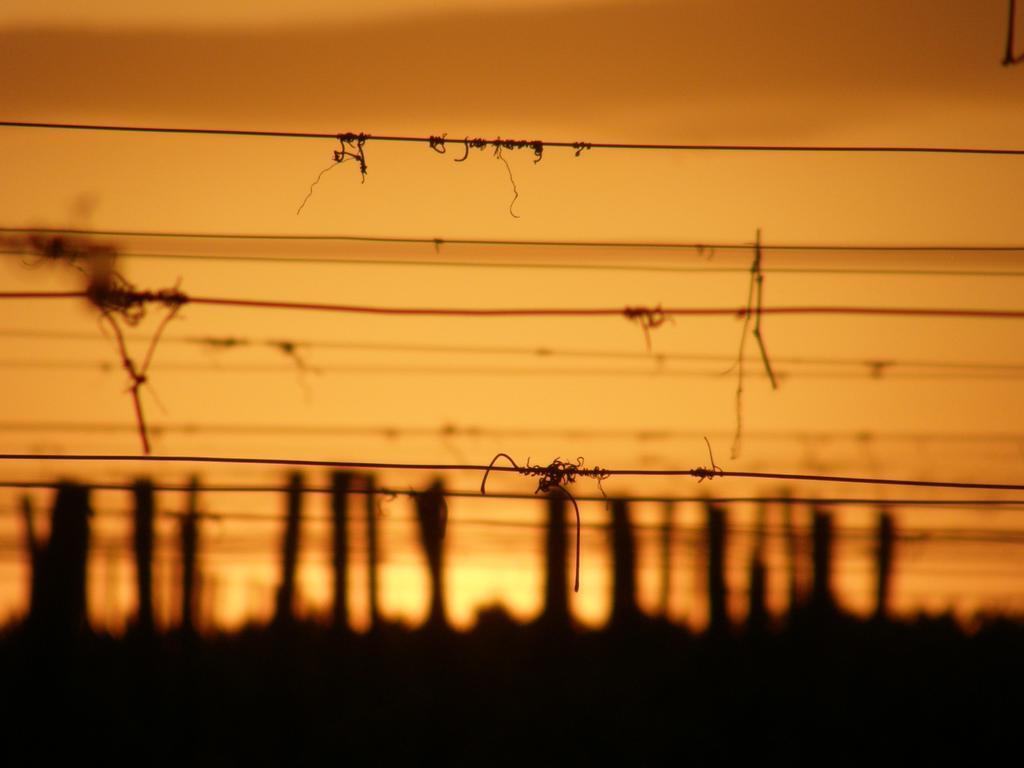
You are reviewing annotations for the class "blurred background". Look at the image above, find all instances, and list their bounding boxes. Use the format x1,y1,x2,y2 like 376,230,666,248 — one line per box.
1,0,1023,634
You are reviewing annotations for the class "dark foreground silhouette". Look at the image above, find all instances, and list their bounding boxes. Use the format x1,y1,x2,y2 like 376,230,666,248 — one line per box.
3,610,1023,765
7,480,1024,763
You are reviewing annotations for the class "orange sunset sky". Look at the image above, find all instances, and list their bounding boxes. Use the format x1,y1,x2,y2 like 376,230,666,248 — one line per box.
1,0,1024,631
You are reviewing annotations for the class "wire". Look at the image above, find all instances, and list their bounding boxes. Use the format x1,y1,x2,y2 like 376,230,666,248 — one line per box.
6,502,1024,544
2,453,1024,491
5,225,1024,254
5,357,1024,381
3,480,1024,507
0,291,81,301
4,120,1024,156
153,303,1024,320
0,420,1022,446
11,247,1024,279
4,328,1023,375
3,289,1023,321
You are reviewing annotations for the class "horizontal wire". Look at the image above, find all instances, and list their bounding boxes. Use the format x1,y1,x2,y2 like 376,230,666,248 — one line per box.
0,422,1021,446
5,480,1024,506
5,247,1024,279
6,357,1024,381
0,503,942,530
7,513,1024,547
5,120,1024,156
5,225,1024,256
1,453,1023,491
6,356,1024,382
3,289,1023,320
3,327,1022,375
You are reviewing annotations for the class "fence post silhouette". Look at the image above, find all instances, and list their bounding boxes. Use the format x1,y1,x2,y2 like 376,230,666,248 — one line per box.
365,474,380,631
747,502,768,633
331,472,352,633
179,477,200,637
133,479,155,636
29,482,92,638
20,495,42,618
781,493,801,616
874,510,895,621
201,573,217,633
414,480,448,631
540,492,570,631
610,498,639,629
659,501,674,618
274,473,303,628
811,508,835,618
705,501,728,635
105,539,119,634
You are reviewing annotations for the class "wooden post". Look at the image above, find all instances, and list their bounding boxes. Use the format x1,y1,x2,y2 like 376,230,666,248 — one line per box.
105,537,119,634
415,480,448,631
274,473,303,627
541,492,570,631
782,494,800,616
31,482,92,637
610,499,639,629
133,479,155,636
180,477,200,636
20,495,42,619
659,501,674,618
874,510,895,621
811,508,835,617
331,472,351,632
705,502,728,635
747,502,768,633
201,574,217,633
365,474,380,631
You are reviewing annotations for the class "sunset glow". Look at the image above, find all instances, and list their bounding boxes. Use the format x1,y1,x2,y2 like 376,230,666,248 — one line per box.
3,2,1024,761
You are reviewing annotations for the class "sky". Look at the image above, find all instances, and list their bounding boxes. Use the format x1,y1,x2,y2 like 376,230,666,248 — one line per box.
1,0,1023,631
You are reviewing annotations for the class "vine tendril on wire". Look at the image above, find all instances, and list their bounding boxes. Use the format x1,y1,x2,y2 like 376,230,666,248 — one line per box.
481,453,609,591
623,305,672,352
695,437,723,482
732,229,778,459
